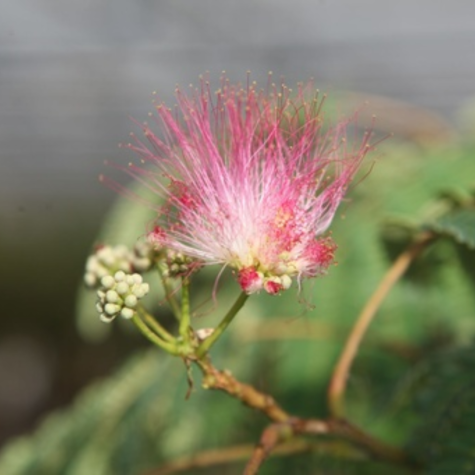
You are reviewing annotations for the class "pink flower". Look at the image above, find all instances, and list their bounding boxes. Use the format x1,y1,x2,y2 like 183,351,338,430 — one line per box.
123,74,372,294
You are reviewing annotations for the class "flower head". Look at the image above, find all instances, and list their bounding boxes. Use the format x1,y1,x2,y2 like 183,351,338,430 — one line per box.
122,74,372,294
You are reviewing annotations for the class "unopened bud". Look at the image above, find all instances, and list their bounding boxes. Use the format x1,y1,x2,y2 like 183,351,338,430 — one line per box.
94,271,150,323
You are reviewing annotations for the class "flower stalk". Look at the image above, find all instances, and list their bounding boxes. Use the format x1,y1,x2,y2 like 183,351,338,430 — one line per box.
178,278,191,339
131,313,178,355
196,292,249,358
157,265,182,320
137,306,175,343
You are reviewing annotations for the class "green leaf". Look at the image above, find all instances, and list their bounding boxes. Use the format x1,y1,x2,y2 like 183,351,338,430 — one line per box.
427,208,475,249
399,345,475,474
0,343,263,475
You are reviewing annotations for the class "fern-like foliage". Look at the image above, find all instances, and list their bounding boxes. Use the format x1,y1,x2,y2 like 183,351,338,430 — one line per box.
401,345,475,475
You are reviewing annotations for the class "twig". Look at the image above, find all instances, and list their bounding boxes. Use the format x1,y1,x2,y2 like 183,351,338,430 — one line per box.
243,416,413,474
243,423,292,475
247,424,300,475
178,278,190,338
131,314,178,355
196,292,249,357
196,356,290,422
157,266,182,320
138,307,175,343
242,420,328,475
323,419,410,466
145,444,256,475
328,232,435,417
145,439,364,475
196,357,416,473
296,417,411,467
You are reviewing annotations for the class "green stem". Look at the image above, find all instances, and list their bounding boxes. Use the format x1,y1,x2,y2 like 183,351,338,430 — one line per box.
157,264,182,320
132,314,178,355
196,292,249,357
179,278,191,339
137,306,175,342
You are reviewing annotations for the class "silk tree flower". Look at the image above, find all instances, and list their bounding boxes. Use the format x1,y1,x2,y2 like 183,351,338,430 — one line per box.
120,75,372,295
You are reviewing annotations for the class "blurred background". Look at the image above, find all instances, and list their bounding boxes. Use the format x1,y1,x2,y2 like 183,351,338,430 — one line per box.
1,0,475,459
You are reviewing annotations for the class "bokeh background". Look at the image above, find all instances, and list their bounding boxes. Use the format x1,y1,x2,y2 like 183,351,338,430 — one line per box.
1,0,475,463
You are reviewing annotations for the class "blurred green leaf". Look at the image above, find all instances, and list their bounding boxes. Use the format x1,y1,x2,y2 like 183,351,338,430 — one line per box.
427,208,475,249
398,345,475,475
0,339,264,475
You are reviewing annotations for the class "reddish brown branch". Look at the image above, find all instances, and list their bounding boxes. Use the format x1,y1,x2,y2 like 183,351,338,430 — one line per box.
194,356,415,474
295,418,408,466
243,418,332,475
324,419,410,465
243,424,291,475
146,439,366,475
145,444,255,475
197,357,290,422
328,232,435,417
146,355,414,475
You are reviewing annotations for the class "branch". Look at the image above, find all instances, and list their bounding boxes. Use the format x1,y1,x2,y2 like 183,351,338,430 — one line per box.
146,444,255,475
178,278,190,338
131,314,178,355
328,231,435,417
145,439,364,475
196,356,290,422
137,307,175,343
242,416,413,474
243,424,292,475
322,419,411,466
195,357,416,472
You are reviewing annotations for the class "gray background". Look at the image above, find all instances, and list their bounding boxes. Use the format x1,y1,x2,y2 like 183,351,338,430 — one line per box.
0,0,474,446
2,0,475,231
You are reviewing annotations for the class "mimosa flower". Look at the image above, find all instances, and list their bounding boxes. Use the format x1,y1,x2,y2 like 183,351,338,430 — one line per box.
120,74,372,294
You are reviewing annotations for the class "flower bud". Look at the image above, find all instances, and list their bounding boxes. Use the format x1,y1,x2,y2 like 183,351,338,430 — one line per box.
94,271,150,323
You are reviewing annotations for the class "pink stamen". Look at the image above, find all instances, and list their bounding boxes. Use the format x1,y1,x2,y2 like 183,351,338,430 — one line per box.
119,74,373,294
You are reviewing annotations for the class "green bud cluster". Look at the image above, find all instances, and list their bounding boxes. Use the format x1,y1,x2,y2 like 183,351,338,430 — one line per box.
96,271,150,323
131,240,156,272
84,245,132,288
162,249,196,278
